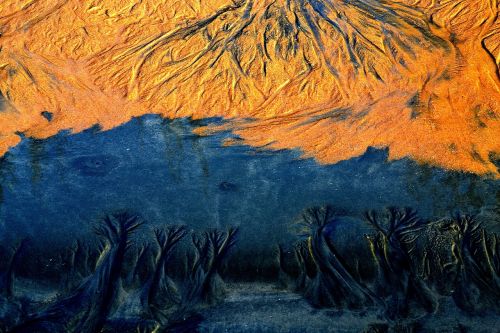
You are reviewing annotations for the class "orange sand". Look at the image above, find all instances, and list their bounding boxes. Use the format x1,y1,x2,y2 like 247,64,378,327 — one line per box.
0,0,499,175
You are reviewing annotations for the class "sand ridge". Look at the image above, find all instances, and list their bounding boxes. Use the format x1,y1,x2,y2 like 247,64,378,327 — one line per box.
0,0,499,175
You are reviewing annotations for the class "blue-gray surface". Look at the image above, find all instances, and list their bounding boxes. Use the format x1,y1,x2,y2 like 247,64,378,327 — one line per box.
0,114,498,250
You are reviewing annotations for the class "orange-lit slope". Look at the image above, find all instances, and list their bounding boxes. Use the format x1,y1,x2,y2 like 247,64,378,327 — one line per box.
0,0,499,175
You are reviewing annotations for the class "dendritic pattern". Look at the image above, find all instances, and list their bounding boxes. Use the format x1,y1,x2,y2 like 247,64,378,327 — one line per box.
0,0,499,174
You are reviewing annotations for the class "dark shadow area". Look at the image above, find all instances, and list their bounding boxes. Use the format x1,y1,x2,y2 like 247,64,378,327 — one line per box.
0,114,498,332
